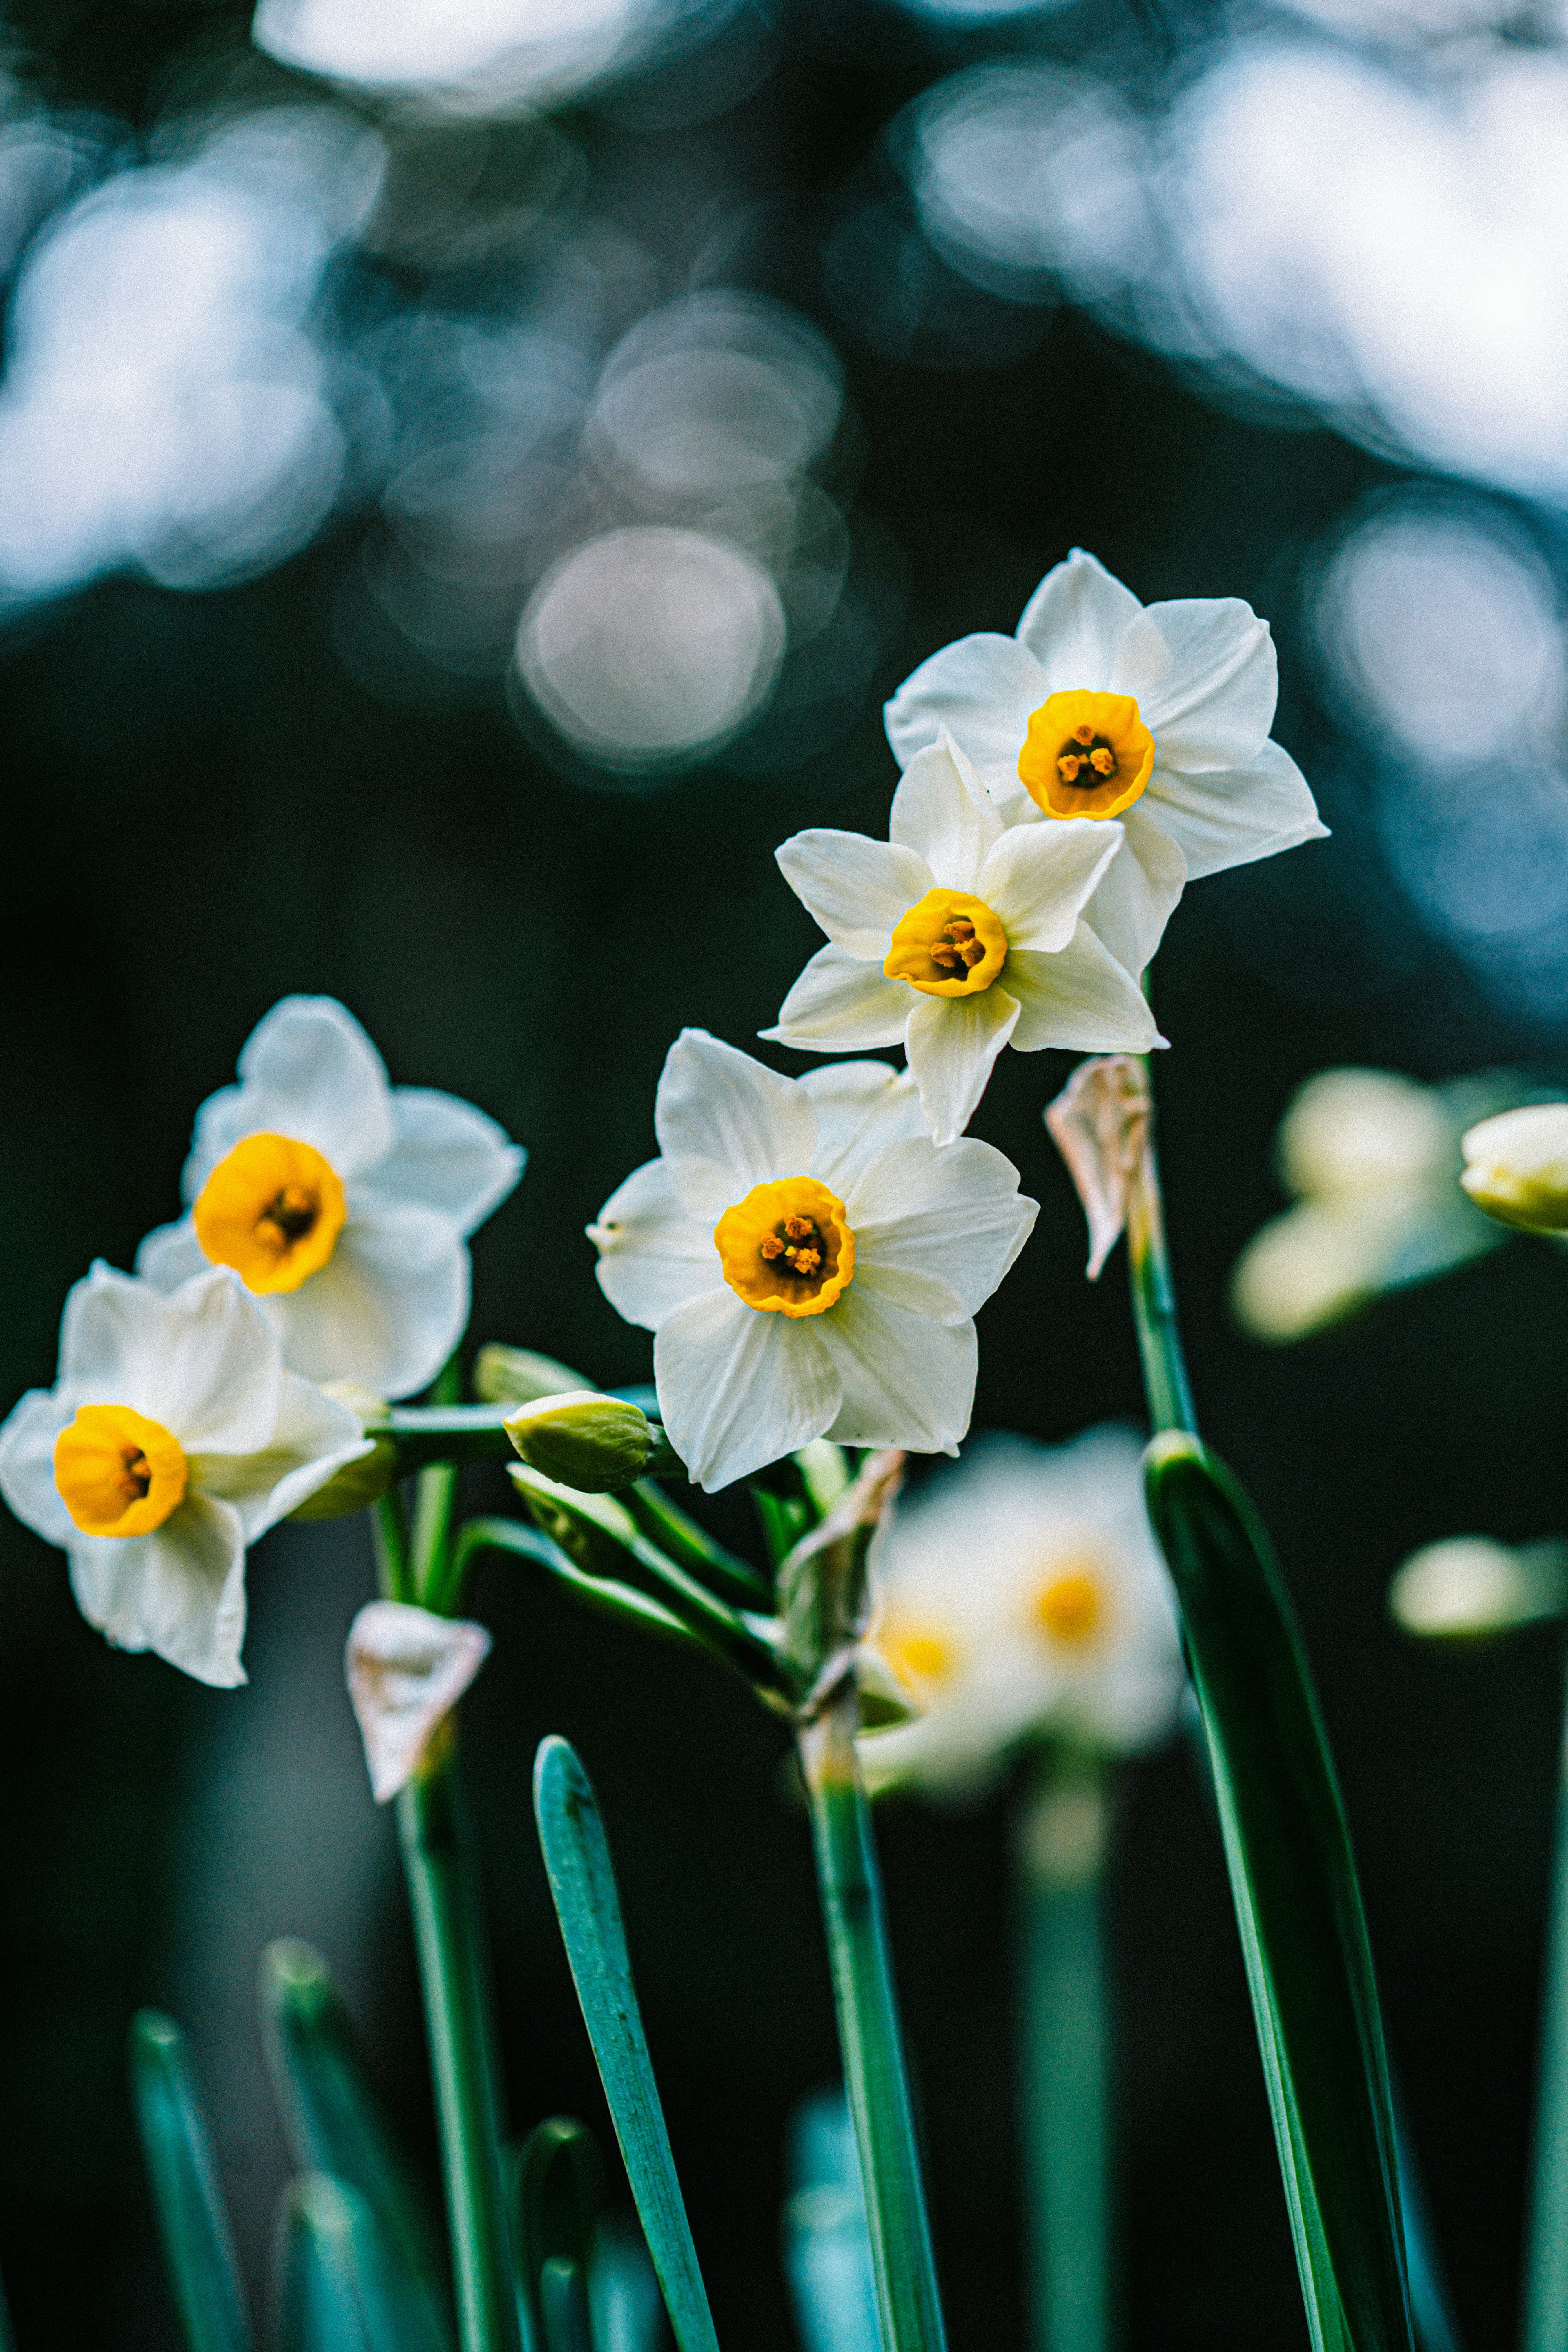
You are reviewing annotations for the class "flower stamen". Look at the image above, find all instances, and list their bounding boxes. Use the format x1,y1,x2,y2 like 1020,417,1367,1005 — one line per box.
54,1403,189,1537
1020,689,1156,821
715,1176,855,1317
885,890,1008,997
194,1133,347,1296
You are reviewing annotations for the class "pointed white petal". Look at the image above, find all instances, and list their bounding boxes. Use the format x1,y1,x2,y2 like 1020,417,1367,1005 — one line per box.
136,1218,209,1294
187,997,397,1194
365,1089,525,1236
889,734,1004,893
56,1262,170,1416
654,1031,817,1225
0,1388,76,1545
903,989,1020,1146
146,1270,283,1455
1147,738,1328,881
653,1287,838,1493
884,633,1045,802
1081,805,1188,977
345,1600,492,1803
1014,549,1144,688
267,1199,467,1398
980,818,1123,952
1044,1054,1151,1279
1004,932,1163,1054
767,947,912,1053
846,1135,1038,1319
69,1491,250,1687
822,1285,976,1456
776,831,931,957
190,1374,371,1538
1111,599,1276,771
588,1158,722,1332
800,1062,932,1191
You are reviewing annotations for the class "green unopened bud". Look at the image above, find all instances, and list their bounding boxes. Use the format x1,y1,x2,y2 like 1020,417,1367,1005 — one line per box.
474,1344,593,1406
288,1436,399,1521
1389,1537,1568,1639
1461,1104,1568,1232
509,1463,643,1579
504,1391,655,1494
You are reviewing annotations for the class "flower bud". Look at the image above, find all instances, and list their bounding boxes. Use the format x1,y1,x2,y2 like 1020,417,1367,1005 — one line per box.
474,1344,592,1406
1460,1104,1568,1233
287,1435,397,1521
504,1391,654,1494
1388,1536,1568,1639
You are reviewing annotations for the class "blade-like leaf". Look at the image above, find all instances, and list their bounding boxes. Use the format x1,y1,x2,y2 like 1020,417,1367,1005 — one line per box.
272,2174,401,2352
540,2259,594,2352
129,2010,253,2352
260,1940,453,2352
1144,1435,1413,2352
532,1738,720,2352
512,2119,602,2352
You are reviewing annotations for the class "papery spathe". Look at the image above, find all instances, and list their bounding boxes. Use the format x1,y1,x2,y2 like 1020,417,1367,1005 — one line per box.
345,1599,492,1803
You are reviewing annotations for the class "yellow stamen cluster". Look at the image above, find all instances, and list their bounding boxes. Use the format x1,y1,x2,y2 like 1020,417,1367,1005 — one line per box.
193,1132,347,1296
885,888,1008,998
760,1213,823,1278
1018,689,1156,821
715,1176,855,1317
929,918,987,973
53,1403,189,1537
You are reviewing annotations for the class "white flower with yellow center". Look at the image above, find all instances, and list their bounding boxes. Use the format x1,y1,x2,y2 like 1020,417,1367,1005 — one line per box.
136,996,524,1399
766,729,1161,1146
0,1265,371,1687
858,1425,1185,1794
884,548,1326,976
588,1031,1038,1492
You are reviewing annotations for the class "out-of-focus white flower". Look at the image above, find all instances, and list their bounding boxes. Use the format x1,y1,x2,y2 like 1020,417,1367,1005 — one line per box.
1460,1103,1568,1234
1389,1535,1568,1640
588,1031,1037,1492
1231,1067,1504,1343
345,1599,492,1802
884,549,1325,976
858,1425,1185,1794
137,997,523,1399
0,1265,369,1687
766,728,1159,1145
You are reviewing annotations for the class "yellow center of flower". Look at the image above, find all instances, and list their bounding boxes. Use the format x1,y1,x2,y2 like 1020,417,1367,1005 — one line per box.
1036,1568,1103,1644
713,1175,855,1318
1017,690,1155,820
883,1624,952,1687
884,888,1009,998
53,1403,188,1537
192,1133,347,1296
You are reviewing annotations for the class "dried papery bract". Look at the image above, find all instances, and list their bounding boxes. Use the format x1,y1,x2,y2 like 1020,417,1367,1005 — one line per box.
345,1599,493,1803
1044,1053,1151,1280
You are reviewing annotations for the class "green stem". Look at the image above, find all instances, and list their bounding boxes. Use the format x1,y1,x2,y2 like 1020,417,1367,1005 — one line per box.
1522,1643,1568,2352
797,1684,948,2352
374,1491,414,1604
398,1745,520,2352
1124,1067,1197,1438
1017,1749,1112,2352
413,1461,461,1608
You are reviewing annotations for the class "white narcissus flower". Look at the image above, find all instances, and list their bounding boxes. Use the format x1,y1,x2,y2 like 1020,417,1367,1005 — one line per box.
884,548,1327,977
137,996,524,1399
345,1600,493,1803
0,1264,370,1687
767,729,1161,1145
588,1031,1038,1493
858,1425,1185,1795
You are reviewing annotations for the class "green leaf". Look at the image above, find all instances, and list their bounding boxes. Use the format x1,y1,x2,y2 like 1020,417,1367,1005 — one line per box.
129,2010,253,2352
272,2174,402,2352
1143,1435,1413,2352
539,2260,594,2352
532,1738,721,2352
511,2119,602,2352
260,1940,453,2352
617,1483,771,1608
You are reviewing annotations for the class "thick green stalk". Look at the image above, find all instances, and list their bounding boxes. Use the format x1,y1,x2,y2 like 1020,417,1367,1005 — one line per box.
398,1747,520,2352
1123,1070,1196,1438
797,1684,948,2352
1522,1646,1568,2352
1016,1748,1112,2352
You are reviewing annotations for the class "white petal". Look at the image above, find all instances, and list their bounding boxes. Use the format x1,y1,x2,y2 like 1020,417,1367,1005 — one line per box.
190,1374,371,1538
800,1062,933,1191
1014,549,1144,689
0,1388,76,1545
1112,600,1276,772
653,1287,839,1493
884,634,1045,803
846,1136,1038,1319
143,1270,283,1455
588,1158,722,1332
903,989,1020,1146
345,1600,492,1804
766,947,911,1053
1147,738,1328,882
1004,931,1164,1054
1081,805,1188,978
980,818,1123,952
889,733,1004,893
822,1286,976,1456
69,1491,249,1688
266,1199,468,1398
365,1089,525,1236
776,831,932,958
654,1030,818,1225
185,996,396,1196
136,1218,209,1293
56,1262,169,1414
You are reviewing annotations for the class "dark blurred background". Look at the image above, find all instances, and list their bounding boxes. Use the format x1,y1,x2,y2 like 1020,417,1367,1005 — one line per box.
0,0,1565,2342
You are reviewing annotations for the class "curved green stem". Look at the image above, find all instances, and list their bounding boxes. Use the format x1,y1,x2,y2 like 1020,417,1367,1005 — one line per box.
1124,1068,1196,1437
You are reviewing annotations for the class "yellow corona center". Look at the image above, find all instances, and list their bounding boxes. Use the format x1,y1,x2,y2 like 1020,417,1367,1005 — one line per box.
884,888,1009,998
1017,690,1155,821
193,1132,347,1296
54,1403,188,1537
1036,1569,1104,1645
713,1176,855,1318
883,1625,951,1687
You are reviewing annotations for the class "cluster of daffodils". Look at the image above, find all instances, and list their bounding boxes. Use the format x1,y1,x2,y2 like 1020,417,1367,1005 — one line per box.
855,1427,1186,1795
0,998,523,1686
